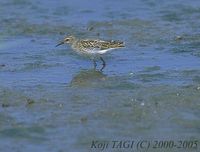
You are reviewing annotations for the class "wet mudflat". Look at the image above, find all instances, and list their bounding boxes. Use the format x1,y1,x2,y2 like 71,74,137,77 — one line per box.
0,0,200,152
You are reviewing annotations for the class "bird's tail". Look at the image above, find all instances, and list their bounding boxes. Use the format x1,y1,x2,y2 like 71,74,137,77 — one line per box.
110,40,125,48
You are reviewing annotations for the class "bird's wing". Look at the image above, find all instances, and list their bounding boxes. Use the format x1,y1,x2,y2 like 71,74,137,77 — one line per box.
80,40,106,50
80,39,124,50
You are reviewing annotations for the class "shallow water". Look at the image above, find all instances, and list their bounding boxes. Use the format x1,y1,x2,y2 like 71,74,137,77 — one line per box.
0,0,200,152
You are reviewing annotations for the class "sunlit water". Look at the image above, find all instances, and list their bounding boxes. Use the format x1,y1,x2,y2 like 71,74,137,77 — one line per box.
0,0,200,152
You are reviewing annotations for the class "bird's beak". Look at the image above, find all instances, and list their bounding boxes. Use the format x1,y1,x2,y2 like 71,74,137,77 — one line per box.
56,41,64,47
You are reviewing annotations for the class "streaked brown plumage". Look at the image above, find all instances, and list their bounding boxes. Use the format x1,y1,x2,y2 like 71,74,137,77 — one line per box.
56,35,125,71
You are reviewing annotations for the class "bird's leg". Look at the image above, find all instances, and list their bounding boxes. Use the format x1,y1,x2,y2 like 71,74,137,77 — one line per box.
93,59,97,69
100,57,106,71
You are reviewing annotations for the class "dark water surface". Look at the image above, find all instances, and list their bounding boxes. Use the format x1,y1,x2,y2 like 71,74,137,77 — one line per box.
0,0,200,152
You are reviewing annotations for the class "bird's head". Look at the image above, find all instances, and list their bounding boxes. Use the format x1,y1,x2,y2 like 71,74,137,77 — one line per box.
56,35,76,47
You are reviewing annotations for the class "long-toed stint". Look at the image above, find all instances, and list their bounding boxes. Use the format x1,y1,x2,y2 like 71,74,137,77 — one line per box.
56,35,125,71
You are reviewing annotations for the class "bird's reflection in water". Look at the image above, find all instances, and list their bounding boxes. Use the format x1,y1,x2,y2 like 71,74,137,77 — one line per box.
70,69,107,87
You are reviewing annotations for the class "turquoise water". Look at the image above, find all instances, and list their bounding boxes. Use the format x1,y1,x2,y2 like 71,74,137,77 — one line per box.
0,0,200,152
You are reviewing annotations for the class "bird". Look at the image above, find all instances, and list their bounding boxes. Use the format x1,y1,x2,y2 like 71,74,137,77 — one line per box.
56,35,125,71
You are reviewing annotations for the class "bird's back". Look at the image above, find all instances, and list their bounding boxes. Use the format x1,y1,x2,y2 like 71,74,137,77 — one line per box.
78,39,124,49
71,38,124,56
